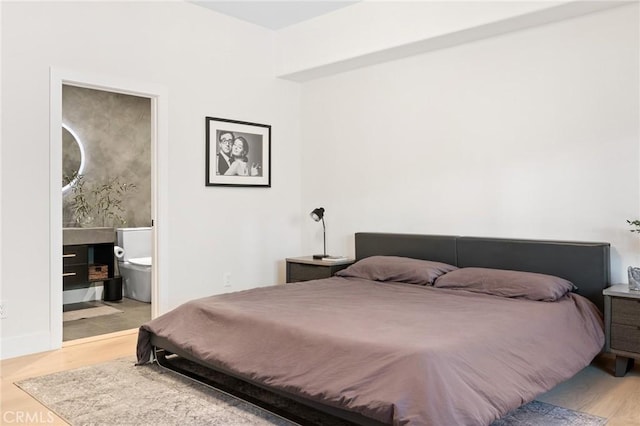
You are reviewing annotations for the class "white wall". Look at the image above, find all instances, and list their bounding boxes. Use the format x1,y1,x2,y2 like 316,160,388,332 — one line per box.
1,1,637,360
300,4,640,284
277,1,562,77
276,1,629,81
0,1,301,359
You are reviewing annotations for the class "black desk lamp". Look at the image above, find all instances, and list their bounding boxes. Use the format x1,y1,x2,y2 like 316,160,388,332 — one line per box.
310,207,328,259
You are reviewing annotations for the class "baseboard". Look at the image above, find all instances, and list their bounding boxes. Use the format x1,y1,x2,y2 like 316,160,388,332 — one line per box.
0,331,58,360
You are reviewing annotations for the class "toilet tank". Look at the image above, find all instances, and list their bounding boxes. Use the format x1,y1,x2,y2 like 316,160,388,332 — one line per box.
116,227,152,261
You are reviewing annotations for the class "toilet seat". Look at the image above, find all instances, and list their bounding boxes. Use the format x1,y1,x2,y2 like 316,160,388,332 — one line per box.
128,256,152,267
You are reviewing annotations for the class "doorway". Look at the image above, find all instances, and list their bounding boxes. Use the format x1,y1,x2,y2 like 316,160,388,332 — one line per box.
50,68,168,349
61,85,152,341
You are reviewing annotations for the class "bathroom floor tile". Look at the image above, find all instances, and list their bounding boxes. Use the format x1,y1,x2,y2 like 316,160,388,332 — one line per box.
63,301,103,312
63,297,151,342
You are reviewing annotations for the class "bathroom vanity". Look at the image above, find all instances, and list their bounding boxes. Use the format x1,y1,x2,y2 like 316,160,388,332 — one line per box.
63,227,121,301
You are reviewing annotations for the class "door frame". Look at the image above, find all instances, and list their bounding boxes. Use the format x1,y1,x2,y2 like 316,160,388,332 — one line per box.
49,68,168,348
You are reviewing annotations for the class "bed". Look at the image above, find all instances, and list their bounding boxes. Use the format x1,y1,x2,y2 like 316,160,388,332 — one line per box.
136,233,609,425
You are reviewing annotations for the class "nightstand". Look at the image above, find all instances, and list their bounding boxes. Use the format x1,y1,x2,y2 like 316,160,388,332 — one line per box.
604,284,640,377
286,256,355,283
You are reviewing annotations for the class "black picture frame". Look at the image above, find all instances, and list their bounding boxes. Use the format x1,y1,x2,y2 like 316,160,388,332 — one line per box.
205,116,271,187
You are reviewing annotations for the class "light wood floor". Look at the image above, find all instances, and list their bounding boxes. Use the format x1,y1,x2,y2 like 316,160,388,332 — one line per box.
1,330,138,425
1,333,639,425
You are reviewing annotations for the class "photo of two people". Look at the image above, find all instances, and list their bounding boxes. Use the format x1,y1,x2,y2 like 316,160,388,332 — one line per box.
215,130,262,177
205,116,271,187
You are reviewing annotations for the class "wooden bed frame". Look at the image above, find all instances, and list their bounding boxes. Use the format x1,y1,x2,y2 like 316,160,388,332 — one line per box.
151,232,611,425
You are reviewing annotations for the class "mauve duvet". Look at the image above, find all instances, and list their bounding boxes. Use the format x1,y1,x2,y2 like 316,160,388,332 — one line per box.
137,277,603,425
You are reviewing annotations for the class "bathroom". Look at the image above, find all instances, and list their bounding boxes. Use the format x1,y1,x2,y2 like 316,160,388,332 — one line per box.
61,85,153,341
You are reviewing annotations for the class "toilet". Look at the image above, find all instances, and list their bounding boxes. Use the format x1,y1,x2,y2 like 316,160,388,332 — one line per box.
116,227,152,303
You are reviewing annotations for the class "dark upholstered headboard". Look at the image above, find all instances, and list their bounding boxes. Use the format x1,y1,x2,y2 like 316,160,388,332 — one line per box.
354,233,458,264
355,233,610,311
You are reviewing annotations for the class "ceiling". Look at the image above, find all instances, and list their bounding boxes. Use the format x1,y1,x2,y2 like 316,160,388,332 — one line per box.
190,1,359,30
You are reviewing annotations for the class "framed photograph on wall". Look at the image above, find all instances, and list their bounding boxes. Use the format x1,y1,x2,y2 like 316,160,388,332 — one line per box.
205,116,271,187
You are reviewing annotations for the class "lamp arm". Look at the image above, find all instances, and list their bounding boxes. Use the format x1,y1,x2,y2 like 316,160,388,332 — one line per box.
322,217,327,257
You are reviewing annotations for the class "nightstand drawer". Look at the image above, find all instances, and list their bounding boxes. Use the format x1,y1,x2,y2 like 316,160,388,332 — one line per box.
611,324,640,353
612,297,640,327
288,263,333,282
286,256,354,283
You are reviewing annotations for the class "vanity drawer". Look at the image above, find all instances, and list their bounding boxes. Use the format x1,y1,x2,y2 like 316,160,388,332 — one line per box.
612,297,640,327
611,323,640,354
63,264,88,285
63,244,88,266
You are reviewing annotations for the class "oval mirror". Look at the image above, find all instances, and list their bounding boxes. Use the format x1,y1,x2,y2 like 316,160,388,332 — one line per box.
62,124,86,193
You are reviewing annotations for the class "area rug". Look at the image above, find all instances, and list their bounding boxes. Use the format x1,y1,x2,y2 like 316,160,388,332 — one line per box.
62,305,123,322
16,357,608,425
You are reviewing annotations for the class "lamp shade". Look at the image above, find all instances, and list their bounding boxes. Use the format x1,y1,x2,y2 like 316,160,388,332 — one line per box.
310,207,325,222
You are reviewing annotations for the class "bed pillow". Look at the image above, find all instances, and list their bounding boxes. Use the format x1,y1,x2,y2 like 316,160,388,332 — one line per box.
433,267,576,301
335,255,458,285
